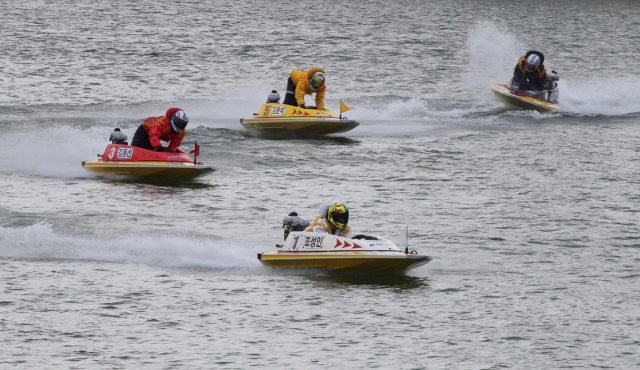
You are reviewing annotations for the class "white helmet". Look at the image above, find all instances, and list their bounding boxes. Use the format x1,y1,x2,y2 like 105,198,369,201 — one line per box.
309,72,325,91
526,54,541,72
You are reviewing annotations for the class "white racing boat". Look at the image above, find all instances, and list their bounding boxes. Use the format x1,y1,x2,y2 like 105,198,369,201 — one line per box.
257,211,432,273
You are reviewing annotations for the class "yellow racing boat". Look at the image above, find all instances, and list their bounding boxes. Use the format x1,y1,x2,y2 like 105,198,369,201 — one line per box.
241,103,359,135
491,74,564,113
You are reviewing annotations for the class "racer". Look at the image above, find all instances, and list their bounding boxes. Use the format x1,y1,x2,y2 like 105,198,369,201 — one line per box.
130,108,189,152
513,50,553,91
282,68,326,110
305,203,353,238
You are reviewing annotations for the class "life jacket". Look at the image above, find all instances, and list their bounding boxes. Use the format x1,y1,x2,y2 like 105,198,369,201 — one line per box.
142,108,186,151
305,216,351,237
518,57,547,79
289,69,327,109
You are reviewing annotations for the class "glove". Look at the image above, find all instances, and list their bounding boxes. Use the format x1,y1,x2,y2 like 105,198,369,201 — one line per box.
299,104,306,109
154,146,167,152
169,150,178,153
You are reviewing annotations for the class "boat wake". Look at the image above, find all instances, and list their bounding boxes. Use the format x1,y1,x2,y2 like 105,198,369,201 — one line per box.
0,124,121,178
0,222,263,269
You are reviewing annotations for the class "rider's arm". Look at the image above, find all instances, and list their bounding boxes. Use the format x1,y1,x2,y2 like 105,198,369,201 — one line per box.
305,217,329,234
315,88,325,110
295,82,307,107
167,131,185,151
147,121,164,148
513,62,524,83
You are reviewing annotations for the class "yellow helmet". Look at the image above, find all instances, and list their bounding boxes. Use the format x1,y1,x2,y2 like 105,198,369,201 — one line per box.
327,203,349,230
309,72,325,91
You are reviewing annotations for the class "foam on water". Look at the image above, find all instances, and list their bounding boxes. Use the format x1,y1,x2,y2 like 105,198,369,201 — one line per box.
0,222,261,269
0,124,111,178
463,21,522,93
559,77,640,115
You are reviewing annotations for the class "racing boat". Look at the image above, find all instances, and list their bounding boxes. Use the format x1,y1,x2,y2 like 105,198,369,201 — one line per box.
82,128,214,180
257,211,432,273
491,71,564,112
241,94,359,135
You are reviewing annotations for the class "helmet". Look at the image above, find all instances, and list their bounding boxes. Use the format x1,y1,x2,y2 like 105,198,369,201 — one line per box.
327,203,349,230
309,72,325,91
171,110,189,132
525,54,541,72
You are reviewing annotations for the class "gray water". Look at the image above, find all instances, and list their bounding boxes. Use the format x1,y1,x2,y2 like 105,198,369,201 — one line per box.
1,1,639,369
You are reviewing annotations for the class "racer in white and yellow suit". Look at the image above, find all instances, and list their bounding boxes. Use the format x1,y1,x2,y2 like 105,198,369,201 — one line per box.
304,203,352,238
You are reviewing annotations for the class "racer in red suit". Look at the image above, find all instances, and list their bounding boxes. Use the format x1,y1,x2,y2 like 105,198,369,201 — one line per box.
130,108,189,152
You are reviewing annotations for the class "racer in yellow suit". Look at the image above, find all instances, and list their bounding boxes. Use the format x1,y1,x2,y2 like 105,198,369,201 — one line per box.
282,68,326,110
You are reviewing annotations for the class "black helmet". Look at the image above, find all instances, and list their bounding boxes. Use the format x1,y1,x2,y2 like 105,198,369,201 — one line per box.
171,110,189,132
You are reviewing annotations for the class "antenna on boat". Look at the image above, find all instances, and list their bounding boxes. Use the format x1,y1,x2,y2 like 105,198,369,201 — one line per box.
404,226,409,254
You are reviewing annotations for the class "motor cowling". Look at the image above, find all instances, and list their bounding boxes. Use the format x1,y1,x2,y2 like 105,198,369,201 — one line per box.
267,90,281,103
109,128,128,145
548,70,560,81
283,211,310,241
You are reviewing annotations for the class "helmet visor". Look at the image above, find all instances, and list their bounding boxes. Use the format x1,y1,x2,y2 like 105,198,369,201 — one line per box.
309,72,325,91
329,210,349,229
171,111,189,132
310,79,323,90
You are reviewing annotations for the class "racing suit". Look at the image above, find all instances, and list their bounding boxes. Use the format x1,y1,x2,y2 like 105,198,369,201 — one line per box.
513,50,551,91
283,69,326,109
305,216,353,238
130,108,186,151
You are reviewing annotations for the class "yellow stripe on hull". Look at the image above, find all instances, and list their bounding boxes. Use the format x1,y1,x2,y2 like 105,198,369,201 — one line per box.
82,160,214,179
241,118,359,135
491,84,563,113
258,251,431,273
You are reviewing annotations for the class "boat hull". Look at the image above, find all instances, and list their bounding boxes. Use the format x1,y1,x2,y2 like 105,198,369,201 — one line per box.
258,251,431,272
242,118,359,134
83,144,214,180
491,83,563,112
242,103,359,134
82,160,214,179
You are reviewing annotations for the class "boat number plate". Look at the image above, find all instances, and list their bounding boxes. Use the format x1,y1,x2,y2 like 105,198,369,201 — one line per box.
117,148,134,159
271,106,286,116
304,236,324,248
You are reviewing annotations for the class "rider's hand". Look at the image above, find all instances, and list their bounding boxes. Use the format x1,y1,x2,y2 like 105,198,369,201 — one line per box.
154,146,167,152
299,104,306,109
169,150,178,153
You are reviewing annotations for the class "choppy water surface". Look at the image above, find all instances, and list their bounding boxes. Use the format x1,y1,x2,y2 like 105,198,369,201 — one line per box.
1,1,639,369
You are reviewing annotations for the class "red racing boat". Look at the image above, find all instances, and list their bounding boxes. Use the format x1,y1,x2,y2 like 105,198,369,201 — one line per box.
82,129,213,180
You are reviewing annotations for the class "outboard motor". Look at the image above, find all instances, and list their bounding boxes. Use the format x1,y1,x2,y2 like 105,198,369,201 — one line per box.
267,90,281,103
546,70,560,102
548,70,560,82
283,211,310,241
109,128,128,145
